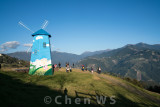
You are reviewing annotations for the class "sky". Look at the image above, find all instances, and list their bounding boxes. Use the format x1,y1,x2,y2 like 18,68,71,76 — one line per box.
0,0,160,55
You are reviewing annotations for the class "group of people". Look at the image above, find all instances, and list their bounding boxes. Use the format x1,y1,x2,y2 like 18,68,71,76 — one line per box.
66,62,74,68
81,65,102,74
52,62,61,72
52,63,60,69
81,65,88,71
66,62,73,73
52,62,102,74
52,62,75,73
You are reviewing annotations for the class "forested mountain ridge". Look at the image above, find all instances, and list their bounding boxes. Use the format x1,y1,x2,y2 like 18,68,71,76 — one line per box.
77,43,160,83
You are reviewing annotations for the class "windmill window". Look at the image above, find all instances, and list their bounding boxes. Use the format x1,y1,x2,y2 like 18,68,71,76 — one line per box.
35,49,37,54
43,42,46,48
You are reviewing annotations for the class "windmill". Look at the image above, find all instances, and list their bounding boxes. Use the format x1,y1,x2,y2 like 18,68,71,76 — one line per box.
19,20,53,75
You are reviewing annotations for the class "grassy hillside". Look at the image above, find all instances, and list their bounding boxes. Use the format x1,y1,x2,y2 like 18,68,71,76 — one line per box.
0,68,160,107
0,54,29,68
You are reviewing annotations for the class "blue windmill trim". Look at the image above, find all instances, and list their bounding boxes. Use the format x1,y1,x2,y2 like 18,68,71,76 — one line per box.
32,29,51,37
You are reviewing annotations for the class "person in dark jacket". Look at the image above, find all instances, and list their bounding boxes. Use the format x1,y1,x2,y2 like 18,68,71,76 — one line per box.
52,64,55,72
70,66,72,72
58,62,61,68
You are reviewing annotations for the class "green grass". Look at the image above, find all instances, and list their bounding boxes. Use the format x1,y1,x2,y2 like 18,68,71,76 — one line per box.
0,68,160,107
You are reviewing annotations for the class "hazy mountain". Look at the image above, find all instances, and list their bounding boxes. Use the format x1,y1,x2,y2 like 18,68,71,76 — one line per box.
51,51,81,66
81,49,112,57
7,49,111,66
77,43,160,83
7,51,80,66
7,52,31,61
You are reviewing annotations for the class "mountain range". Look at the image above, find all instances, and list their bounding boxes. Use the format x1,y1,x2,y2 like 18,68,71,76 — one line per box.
77,43,160,83
7,49,111,66
7,42,160,83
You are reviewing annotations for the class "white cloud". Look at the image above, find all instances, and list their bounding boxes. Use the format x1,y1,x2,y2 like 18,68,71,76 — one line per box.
30,58,51,69
0,41,20,52
36,36,43,40
23,44,32,47
56,48,60,51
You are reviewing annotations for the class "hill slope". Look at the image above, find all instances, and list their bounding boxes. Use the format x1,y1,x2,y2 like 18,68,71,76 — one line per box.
0,68,160,107
0,54,29,68
77,43,160,83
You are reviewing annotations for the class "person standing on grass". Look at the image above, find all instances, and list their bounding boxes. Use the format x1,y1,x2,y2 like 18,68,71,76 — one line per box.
97,67,99,73
66,65,68,72
82,66,85,71
58,62,61,68
98,67,101,74
73,63,74,68
70,66,72,72
82,65,84,71
91,67,94,74
99,67,101,74
66,65,70,73
85,67,87,71
52,64,55,72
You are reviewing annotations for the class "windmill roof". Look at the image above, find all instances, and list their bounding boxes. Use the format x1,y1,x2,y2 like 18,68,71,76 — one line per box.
32,29,51,37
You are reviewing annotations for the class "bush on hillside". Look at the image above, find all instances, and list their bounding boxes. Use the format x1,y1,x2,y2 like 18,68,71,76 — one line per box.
147,85,160,94
123,77,143,88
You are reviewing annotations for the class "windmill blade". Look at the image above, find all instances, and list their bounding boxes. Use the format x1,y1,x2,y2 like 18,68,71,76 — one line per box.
27,45,32,53
41,20,46,28
41,20,49,29
24,43,33,53
18,21,34,33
